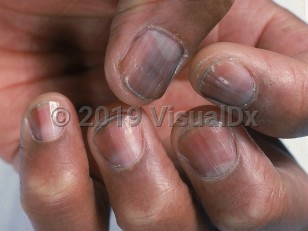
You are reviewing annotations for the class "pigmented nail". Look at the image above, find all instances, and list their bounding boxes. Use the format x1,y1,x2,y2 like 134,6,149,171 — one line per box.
121,29,184,100
178,121,237,179
94,114,143,169
27,102,68,142
199,59,256,107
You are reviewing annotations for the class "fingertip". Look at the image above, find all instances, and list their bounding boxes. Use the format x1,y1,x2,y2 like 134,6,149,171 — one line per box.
189,43,308,137
19,93,106,231
171,106,286,230
106,0,234,105
20,93,86,207
105,27,185,106
189,43,257,106
87,104,202,230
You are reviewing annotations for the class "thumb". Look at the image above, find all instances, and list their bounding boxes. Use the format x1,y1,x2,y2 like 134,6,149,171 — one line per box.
189,42,308,137
105,0,234,105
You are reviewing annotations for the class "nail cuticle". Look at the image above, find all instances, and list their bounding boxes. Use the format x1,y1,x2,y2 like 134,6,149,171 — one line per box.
94,110,133,132
179,152,239,182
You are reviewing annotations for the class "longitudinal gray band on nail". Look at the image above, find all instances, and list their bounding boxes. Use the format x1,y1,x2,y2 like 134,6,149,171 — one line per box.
121,29,184,100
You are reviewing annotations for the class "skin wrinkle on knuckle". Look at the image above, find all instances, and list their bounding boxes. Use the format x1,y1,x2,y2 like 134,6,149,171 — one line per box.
119,186,178,229
215,165,285,229
5,0,308,230
218,189,280,231
21,168,83,212
120,209,162,230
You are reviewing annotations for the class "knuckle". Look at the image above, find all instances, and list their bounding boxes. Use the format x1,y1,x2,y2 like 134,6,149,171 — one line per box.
21,169,81,214
119,208,164,230
117,188,178,230
215,181,286,231
119,200,167,229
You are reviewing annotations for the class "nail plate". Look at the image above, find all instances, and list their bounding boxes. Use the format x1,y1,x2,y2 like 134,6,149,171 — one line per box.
94,114,143,168
178,122,237,179
121,29,184,100
27,101,67,142
199,59,256,107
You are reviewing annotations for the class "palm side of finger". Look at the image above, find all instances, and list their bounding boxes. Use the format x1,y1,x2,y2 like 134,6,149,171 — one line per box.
0,0,292,166
0,2,116,162
0,1,201,166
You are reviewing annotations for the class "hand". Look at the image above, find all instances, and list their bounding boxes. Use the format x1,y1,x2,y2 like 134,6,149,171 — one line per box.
19,96,308,231
16,0,308,230
190,0,308,138
0,0,232,164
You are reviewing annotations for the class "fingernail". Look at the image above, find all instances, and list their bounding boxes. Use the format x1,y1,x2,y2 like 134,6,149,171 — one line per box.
27,101,68,142
121,29,184,100
94,114,143,169
199,59,256,107
178,122,238,179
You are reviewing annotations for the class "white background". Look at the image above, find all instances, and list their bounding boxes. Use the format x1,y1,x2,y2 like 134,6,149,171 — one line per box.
0,1,307,230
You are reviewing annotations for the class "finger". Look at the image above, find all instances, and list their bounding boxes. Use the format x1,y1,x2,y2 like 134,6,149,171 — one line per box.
105,0,234,105
171,106,308,231
19,93,109,231
189,42,308,137
88,105,206,231
256,1,308,57
203,0,308,56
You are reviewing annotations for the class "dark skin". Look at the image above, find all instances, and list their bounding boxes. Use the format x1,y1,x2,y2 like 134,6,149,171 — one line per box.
2,0,308,230
0,0,207,163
